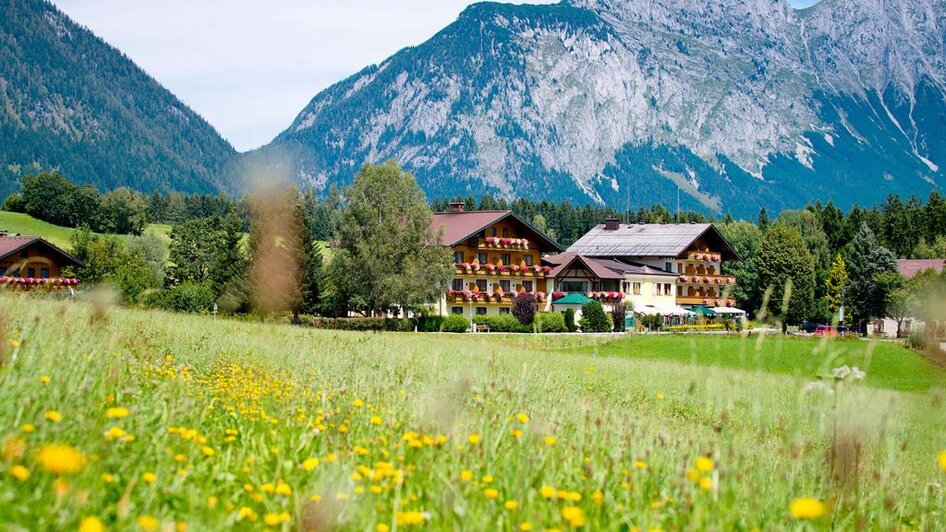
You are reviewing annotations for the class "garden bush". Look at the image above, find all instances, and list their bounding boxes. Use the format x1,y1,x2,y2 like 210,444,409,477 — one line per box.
441,314,471,333
536,312,567,333
564,308,577,332
473,314,533,333
579,301,611,332
611,302,627,332
155,282,217,313
639,314,664,331
308,317,409,331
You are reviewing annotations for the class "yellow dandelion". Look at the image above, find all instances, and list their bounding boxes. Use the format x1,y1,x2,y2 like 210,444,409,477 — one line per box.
21,424,35,433
656,393,664,400
504,500,519,510
105,407,129,419
142,472,157,483
468,433,482,445
592,490,604,505
699,476,713,491
207,496,218,507
39,375,50,384
44,411,62,423
263,514,281,527
35,444,86,474
544,436,558,447
201,446,215,457
484,488,499,499
370,416,382,425
78,516,105,532
561,506,586,527
695,456,714,473
10,464,30,480
395,511,426,525
519,523,533,531
789,498,827,520
137,516,159,531
376,524,390,532
460,469,473,482
938,450,946,472
516,412,529,423
301,457,320,471
540,486,556,499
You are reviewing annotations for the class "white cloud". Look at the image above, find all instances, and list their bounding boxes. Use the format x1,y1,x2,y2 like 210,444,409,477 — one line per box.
51,0,817,151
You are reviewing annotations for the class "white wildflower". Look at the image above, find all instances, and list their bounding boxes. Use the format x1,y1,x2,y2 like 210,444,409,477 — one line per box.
832,365,851,380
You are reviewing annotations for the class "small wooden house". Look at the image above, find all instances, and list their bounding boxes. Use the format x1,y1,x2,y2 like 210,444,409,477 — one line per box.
0,236,83,288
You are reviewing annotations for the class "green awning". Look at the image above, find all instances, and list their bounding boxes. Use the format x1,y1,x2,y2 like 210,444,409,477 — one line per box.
691,306,717,317
552,293,594,305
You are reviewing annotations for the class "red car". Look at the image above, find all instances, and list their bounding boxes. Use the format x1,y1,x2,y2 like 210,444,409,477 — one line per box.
814,325,837,336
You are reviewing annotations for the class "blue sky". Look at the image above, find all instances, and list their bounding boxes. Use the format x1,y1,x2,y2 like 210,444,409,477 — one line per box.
52,0,821,151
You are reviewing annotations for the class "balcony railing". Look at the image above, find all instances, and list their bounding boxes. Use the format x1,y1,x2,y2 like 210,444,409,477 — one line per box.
677,275,736,286
478,237,530,250
677,296,736,307
447,290,547,303
455,263,551,277
686,251,722,263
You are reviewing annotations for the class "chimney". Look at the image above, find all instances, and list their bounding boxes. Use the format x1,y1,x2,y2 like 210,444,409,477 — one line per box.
604,216,620,231
449,201,466,213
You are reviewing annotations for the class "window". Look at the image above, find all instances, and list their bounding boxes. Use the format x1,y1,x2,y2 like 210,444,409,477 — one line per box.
454,251,464,264
500,280,511,292
677,286,683,296
40,268,49,279
654,283,660,296
0,267,5,276
490,228,497,237
633,283,642,295
451,307,464,315
523,255,533,266
26,268,35,278
476,279,488,292
677,263,683,273
592,281,601,292
665,261,673,272
523,280,533,292
477,252,488,264
501,253,511,265
451,279,464,291
502,228,509,237
560,281,586,292
664,283,672,295
11,268,19,277
476,307,487,316
499,307,511,315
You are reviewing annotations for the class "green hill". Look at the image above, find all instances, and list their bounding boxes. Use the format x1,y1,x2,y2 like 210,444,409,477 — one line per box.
0,211,170,250
0,0,237,199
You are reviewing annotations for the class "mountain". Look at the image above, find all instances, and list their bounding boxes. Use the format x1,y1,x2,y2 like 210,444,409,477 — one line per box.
259,0,946,217
0,0,236,198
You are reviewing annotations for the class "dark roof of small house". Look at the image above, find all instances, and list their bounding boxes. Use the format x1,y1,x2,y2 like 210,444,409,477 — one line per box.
544,253,677,280
897,259,945,278
431,210,563,251
0,236,84,267
566,223,739,260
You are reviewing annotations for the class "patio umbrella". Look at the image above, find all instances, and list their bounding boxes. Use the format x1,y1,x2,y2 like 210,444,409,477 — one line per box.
692,306,717,318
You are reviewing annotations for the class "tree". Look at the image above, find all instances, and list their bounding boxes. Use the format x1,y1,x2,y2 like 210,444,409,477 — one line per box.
720,221,763,314
579,301,611,332
755,224,817,326
20,172,75,226
846,223,898,333
611,301,627,332
564,308,577,332
298,197,324,316
326,162,453,316
875,272,911,338
757,207,769,232
824,253,848,323
778,209,831,269
101,187,149,235
512,292,538,325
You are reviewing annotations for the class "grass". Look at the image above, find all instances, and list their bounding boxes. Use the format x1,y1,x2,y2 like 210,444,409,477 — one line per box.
0,211,172,250
0,295,944,530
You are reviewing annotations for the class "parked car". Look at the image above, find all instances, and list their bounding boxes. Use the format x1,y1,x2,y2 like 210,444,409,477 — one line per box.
814,325,837,336
800,321,820,334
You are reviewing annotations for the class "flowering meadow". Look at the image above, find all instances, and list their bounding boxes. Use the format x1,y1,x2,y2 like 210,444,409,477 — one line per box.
0,296,944,530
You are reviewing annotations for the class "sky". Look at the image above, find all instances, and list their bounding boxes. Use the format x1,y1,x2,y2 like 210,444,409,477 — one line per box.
52,0,820,152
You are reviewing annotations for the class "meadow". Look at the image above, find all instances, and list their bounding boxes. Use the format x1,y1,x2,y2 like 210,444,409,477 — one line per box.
0,294,944,531
0,211,171,250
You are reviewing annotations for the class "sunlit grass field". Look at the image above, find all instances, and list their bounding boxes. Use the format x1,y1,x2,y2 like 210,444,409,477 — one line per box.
1,295,944,530
0,211,171,250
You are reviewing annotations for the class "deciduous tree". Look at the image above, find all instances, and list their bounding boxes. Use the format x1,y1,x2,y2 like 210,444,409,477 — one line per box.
755,224,816,326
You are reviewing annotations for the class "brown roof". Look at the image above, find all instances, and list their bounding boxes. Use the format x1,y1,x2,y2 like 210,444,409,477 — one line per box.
431,210,563,251
545,253,677,280
567,223,740,260
897,259,945,278
0,236,84,267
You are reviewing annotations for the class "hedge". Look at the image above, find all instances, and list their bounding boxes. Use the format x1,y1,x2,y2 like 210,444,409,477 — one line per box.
536,312,567,333
666,324,727,333
308,317,412,331
472,314,533,333
441,314,470,333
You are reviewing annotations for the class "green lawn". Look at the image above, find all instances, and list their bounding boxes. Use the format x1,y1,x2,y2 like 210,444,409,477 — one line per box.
0,211,172,250
0,296,944,530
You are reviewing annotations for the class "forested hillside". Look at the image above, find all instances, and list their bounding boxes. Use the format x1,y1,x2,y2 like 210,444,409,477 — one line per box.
0,0,237,198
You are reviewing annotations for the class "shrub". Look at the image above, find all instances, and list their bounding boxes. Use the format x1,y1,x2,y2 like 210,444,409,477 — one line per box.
308,317,409,331
907,329,931,351
512,292,538,325
473,314,533,333
611,302,627,332
441,314,470,333
665,324,727,332
639,313,664,331
579,301,611,333
536,312,566,333
415,314,445,332
157,282,217,313
564,308,577,332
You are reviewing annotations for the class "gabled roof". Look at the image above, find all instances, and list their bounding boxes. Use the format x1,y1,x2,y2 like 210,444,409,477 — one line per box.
431,210,563,251
544,254,677,280
897,259,945,278
0,236,85,268
566,223,740,260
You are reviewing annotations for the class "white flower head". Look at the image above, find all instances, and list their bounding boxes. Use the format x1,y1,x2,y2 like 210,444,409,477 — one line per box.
850,367,866,381
832,365,852,380
803,381,834,395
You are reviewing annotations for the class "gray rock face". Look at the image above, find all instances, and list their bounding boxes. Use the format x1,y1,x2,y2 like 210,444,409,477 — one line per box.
258,0,946,216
